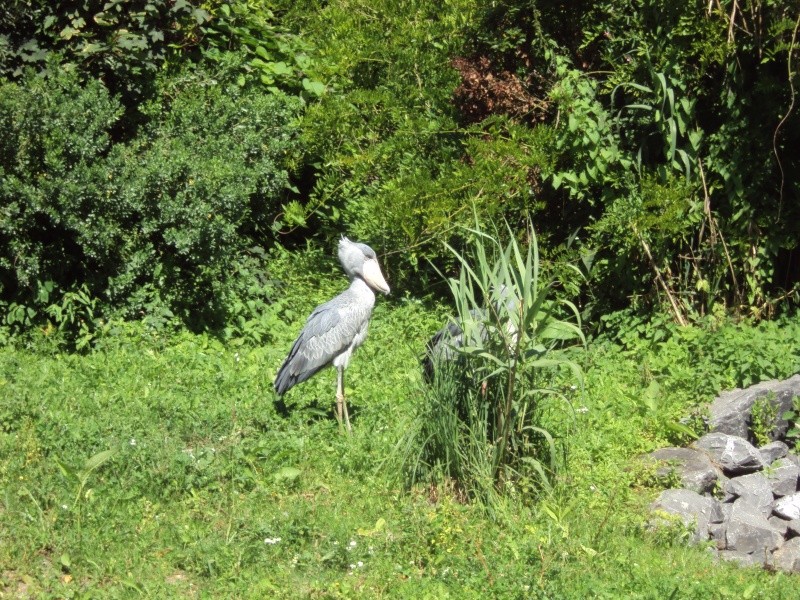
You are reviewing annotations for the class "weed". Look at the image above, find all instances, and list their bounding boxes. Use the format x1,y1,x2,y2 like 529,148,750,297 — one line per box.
781,396,800,450
751,394,779,446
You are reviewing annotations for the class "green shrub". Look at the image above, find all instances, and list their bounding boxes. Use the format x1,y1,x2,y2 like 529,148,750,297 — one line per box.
751,394,779,446
0,65,302,331
0,67,122,330
105,69,302,325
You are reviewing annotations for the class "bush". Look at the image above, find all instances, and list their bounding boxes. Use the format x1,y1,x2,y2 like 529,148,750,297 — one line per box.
0,65,302,331
104,68,302,325
0,67,122,326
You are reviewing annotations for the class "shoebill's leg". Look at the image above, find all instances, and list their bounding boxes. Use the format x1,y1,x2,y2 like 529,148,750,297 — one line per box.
337,366,352,433
342,374,352,433
335,366,353,433
336,365,345,430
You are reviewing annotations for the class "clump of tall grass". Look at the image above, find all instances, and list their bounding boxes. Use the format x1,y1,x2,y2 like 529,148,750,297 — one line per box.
398,220,585,508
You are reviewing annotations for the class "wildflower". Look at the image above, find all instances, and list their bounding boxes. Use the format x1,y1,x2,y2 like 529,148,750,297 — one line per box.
357,561,364,568
349,540,357,548
264,537,281,545
129,438,137,446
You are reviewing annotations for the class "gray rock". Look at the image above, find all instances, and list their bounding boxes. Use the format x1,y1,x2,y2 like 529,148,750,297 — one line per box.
645,376,800,574
724,473,774,517
765,458,800,497
773,537,800,572
709,375,800,440
774,493,800,520
692,432,765,475
642,447,721,494
785,453,800,469
650,489,724,543
717,550,772,567
759,441,789,465
787,519,800,538
709,522,727,549
769,516,790,536
725,501,784,554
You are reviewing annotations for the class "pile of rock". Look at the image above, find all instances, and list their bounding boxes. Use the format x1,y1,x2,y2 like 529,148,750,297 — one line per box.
647,375,800,572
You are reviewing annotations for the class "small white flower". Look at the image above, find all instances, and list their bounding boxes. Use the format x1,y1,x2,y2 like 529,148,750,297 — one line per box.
357,561,364,568
576,406,588,414
61,504,68,510
129,438,137,446
349,540,357,548
235,352,240,362
264,537,281,545
349,563,356,570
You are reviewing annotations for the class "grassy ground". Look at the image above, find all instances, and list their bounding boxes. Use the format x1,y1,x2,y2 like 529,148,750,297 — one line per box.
2,295,800,598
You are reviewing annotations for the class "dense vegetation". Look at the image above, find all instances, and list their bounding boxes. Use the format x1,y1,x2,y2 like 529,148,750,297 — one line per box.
1,0,799,596
3,0,799,328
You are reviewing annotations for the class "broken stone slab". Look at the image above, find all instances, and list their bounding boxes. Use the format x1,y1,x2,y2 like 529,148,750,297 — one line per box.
774,493,800,521
785,454,800,469
769,516,790,537
725,501,784,554
724,473,774,517
709,374,800,440
692,432,765,475
709,522,727,549
759,441,789,465
642,447,721,494
766,458,800,497
717,549,773,568
650,488,724,544
773,537,800,573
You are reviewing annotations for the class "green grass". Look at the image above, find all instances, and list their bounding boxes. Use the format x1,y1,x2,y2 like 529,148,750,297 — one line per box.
2,300,800,598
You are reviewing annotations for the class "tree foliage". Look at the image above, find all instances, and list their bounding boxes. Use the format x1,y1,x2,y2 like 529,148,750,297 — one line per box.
462,0,800,318
1,0,798,338
0,0,209,109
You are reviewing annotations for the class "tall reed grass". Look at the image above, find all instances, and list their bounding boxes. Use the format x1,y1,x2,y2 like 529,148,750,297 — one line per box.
398,220,585,507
